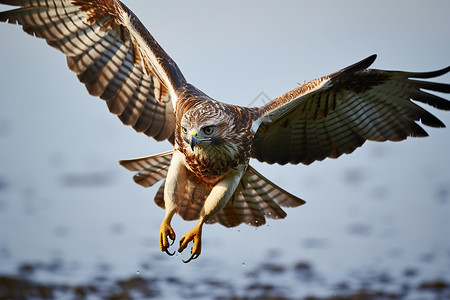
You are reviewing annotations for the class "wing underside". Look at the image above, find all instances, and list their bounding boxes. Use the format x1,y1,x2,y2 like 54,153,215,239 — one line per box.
0,0,188,143
253,55,450,165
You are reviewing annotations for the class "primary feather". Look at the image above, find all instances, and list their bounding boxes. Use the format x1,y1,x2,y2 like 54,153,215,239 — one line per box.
1,0,449,262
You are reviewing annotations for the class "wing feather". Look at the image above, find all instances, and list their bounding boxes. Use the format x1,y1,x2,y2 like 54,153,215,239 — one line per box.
253,55,450,165
119,150,173,188
0,0,186,143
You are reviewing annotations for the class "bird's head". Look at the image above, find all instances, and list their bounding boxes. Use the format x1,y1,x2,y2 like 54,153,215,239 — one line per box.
180,113,222,152
178,104,239,159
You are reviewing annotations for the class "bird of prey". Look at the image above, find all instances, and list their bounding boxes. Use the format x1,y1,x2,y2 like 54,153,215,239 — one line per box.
1,0,449,263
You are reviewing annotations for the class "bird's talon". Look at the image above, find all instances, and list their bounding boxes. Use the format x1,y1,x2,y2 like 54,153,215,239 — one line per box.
159,221,176,255
178,226,202,261
183,253,199,263
163,248,175,256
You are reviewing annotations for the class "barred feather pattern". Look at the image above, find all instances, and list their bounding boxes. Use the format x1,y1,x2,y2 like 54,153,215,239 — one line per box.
0,0,186,142
254,55,450,165
3,2,450,239
152,165,305,228
120,150,304,227
119,150,172,188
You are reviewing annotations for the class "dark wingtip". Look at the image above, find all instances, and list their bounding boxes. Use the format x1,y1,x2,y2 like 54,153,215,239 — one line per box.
330,54,378,79
364,54,378,68
0,0,22,6
352,54,377,71
409,65,450,79
348,54,378,72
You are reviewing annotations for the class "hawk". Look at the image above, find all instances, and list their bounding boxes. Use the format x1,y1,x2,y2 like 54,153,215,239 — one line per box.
1,0,449,263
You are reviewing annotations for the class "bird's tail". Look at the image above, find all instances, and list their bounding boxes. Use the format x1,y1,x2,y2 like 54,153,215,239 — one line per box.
206,166,306,227
119,151,306,228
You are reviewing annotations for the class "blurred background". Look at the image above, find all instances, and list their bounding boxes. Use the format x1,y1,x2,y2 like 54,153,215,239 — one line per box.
0,0,449,298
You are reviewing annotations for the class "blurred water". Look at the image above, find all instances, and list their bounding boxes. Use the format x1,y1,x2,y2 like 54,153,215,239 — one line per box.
1,1,450,299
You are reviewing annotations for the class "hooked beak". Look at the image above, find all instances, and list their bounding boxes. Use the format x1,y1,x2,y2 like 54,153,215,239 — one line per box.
189,130,199,151
190,135,199,151
189,129,211,151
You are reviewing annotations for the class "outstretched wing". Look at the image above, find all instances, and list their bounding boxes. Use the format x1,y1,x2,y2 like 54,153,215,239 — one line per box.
0,0,187,143
253,55,450,165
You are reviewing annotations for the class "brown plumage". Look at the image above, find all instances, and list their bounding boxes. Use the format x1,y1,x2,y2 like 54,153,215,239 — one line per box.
175,97,259,183
1,0,449,263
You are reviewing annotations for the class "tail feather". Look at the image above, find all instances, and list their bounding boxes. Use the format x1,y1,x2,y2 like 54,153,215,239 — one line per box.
119,151,305,228
207,166,305,227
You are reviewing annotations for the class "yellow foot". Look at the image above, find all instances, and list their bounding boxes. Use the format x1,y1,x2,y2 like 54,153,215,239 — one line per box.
159,221,176,256
178,225,202,263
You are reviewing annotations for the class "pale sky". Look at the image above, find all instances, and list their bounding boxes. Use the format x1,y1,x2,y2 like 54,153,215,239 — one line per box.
0,0,449,294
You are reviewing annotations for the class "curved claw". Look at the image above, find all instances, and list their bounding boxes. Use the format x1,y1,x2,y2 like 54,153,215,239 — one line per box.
182,252,200,263
159,221,176,255
178,224,203,262
163,248,175,256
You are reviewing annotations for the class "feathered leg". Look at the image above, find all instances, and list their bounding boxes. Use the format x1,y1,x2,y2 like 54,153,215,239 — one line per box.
159,150,188,255
178,164,246,262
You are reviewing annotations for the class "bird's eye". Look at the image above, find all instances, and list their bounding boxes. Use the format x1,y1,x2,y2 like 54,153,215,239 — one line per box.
181,127,188,134
202,125,215,135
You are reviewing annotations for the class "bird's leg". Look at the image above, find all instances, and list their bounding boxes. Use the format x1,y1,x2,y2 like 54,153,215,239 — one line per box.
178,217,204,263
159,150,188,256
159,210,176,256
178,165,246,262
